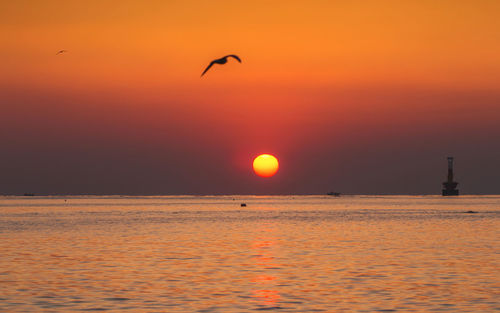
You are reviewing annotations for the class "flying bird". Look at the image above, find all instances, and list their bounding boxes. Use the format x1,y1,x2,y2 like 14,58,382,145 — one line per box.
201,55,241,77
56,50,67,55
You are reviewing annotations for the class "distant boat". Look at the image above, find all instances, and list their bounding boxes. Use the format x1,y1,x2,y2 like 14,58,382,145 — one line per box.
327,192,341,197
24,193,35,196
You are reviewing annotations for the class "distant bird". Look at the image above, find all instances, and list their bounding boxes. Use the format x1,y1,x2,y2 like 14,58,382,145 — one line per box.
56,50,67,55
201,54,241,77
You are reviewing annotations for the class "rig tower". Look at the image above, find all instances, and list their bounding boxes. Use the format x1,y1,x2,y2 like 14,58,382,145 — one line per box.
442,157,459,196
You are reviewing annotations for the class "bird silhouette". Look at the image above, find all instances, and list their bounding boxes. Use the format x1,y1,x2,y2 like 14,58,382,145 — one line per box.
201,55,241,77
56,50,67,55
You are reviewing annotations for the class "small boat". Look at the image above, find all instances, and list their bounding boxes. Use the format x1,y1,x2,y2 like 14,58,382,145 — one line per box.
327,192,341,197
23,193,35,196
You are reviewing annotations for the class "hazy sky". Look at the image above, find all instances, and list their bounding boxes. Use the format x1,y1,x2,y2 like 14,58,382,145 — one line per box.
1,0,499,195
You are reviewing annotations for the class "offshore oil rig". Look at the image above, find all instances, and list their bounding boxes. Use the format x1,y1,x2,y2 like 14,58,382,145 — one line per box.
442,157,459,196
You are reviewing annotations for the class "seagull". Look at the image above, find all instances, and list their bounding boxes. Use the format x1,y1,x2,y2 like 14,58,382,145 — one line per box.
56,50,67,55
201,54,241,77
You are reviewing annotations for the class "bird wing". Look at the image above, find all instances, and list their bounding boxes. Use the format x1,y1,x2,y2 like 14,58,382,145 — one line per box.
201,60,216,77
226,55,241,63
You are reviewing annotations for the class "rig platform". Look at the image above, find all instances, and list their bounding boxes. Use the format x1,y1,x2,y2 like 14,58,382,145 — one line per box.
442,157,459,196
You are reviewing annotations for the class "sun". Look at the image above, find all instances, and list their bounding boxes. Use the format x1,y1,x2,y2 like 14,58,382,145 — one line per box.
253,154,279,177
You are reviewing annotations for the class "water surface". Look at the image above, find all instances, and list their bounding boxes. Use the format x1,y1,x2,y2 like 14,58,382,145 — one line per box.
1,195,499,312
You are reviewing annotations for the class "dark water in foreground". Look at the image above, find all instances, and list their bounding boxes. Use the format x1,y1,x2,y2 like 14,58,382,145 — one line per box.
0,195,499,312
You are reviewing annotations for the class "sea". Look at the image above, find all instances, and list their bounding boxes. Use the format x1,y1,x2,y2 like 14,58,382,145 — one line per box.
0,195,498,312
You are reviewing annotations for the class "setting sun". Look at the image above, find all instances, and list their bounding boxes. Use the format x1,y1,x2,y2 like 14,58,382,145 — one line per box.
253,154,279,178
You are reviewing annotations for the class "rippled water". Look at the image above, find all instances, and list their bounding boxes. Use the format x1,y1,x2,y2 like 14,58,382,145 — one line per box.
0,195,499,312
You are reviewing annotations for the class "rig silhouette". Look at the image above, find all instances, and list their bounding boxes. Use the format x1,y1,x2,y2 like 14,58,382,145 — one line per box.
442,157,459,196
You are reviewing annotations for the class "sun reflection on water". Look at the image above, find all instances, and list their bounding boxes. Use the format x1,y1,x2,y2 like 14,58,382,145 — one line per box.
250,221,281,309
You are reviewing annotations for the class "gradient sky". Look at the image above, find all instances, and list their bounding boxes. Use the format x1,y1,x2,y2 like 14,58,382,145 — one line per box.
1,0,499,195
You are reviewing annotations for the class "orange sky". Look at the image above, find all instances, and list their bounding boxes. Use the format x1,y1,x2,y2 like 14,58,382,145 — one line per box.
1,1,499,194
2,0,499,88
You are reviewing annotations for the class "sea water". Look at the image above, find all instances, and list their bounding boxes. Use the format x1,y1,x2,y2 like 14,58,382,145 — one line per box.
0,195,498,312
